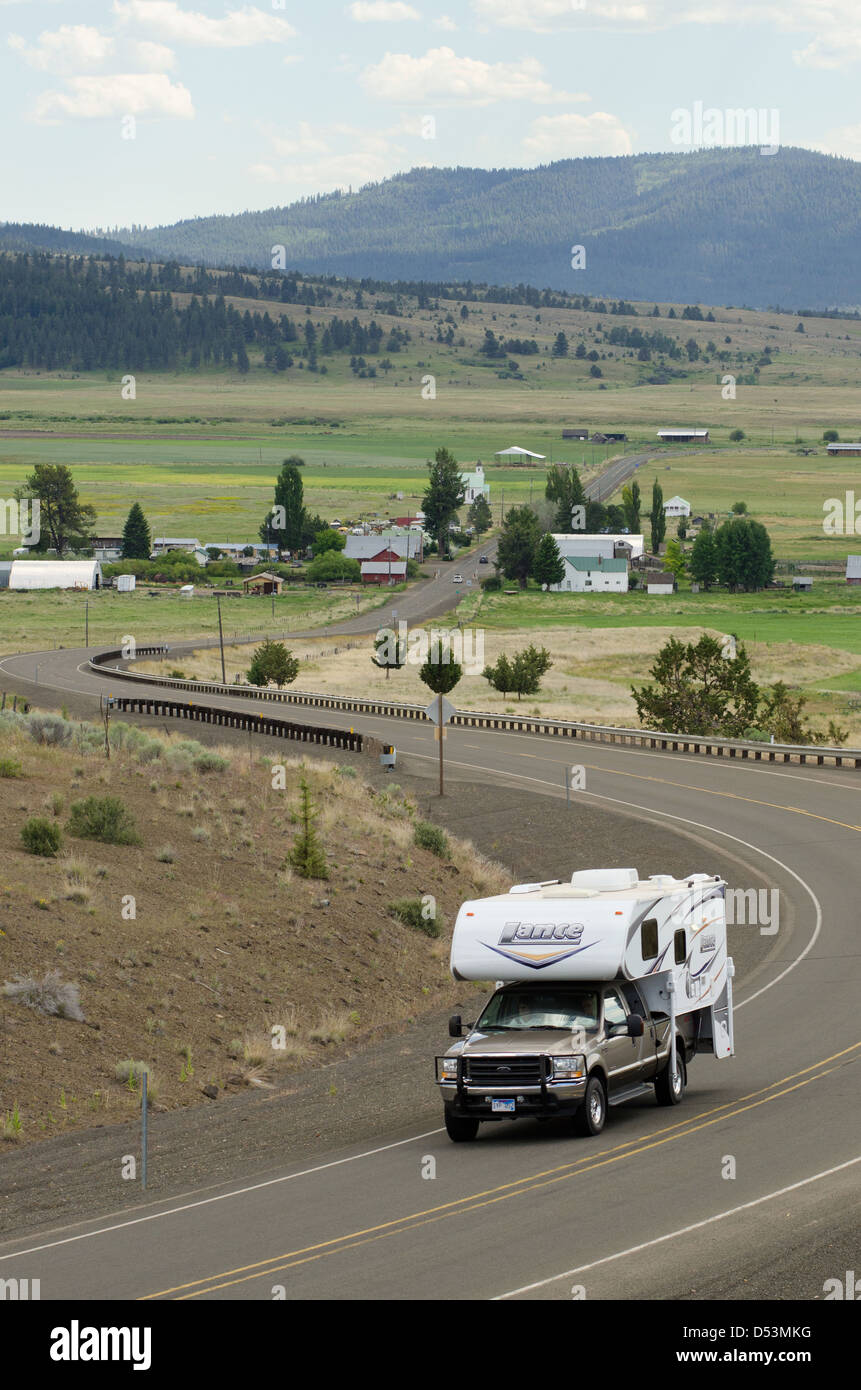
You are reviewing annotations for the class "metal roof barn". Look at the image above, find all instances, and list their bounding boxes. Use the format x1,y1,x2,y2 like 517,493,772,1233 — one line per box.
8,560,102,590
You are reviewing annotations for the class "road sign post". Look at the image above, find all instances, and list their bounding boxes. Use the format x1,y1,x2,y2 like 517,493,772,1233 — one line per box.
425,695,455,797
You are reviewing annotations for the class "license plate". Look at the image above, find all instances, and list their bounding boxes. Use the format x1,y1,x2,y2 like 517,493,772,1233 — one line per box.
492,1099,515,1113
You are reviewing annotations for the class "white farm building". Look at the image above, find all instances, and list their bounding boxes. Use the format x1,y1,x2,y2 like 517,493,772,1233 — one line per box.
460,463,490,504
6,560,102,590
549,556,629,593
663,496,691,518
552,533,645,562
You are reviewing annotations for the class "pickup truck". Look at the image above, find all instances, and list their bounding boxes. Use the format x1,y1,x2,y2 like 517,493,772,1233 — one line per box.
437,978,695,1141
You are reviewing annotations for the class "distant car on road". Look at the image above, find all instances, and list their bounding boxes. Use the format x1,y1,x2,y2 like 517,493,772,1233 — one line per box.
452,573,464,584
479,555,489,564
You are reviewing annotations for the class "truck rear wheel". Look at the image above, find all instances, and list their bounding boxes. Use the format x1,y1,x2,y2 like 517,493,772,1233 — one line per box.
445,1112,479,1142
655,1049,686,1106
573,1075,606,1136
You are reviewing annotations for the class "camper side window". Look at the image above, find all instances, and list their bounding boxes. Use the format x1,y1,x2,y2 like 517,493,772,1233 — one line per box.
674,929,687,965
641,918,659,960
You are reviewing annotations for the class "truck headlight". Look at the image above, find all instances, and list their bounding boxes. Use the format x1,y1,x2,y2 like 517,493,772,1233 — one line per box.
436,1057,458,1081
551,1055,585,1079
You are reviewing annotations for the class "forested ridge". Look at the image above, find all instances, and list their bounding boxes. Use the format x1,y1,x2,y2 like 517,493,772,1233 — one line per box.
4,147,859,307
101,147,861,308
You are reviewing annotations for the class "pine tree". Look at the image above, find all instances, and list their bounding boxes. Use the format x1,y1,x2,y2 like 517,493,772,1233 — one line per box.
422,447,465,557
649,480,666,553
288,777,329,879
121,502,152,560
689,527,718,589
531,533,565,588
467,494,492,536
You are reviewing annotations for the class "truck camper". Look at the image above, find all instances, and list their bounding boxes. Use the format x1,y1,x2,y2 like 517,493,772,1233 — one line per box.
436,867,734,1142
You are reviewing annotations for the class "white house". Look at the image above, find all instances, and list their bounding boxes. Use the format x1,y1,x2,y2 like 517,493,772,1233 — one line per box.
552,533,645,562
8,559,102,590
549,556,628,593
460,462,490,504
644,570,675,595
664,496,691,518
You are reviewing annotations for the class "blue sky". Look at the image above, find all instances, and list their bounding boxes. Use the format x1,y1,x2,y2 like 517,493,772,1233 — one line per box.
2,0,860,229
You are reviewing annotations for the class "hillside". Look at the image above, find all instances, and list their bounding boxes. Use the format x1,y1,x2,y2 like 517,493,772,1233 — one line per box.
98,147,861,309
0,707,506,1147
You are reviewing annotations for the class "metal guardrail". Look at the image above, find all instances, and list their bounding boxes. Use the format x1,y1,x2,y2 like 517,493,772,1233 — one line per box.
89,648,861,769
108,693,364,752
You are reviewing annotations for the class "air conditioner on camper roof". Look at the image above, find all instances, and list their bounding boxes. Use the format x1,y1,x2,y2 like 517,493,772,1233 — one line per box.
570,868,638,892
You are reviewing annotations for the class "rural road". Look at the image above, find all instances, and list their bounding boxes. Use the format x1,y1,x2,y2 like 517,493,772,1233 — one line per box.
0,445,858,1303
0,638,859,1300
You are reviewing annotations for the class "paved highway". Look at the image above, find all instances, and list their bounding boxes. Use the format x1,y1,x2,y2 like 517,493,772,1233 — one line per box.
0,633,859,1300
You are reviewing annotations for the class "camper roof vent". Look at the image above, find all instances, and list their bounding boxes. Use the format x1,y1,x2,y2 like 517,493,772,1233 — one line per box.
571,868,638,892
509,879,561,895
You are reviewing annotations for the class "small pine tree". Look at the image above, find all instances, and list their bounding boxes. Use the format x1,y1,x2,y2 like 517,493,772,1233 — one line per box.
121,503,152,560
247,639,299,688
288,777,329,879
531,533,565,588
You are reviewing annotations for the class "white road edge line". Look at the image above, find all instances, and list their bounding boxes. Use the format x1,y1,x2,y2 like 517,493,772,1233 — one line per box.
0,1128,444,1262
492,1154,861,1299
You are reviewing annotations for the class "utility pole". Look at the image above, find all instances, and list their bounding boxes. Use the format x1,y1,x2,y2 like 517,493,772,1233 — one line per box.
438,691,444,797
216,595,226,683
85,599,89,647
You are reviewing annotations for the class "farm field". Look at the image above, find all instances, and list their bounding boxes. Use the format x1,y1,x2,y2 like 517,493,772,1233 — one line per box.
134,580,861,743
0,584,390,661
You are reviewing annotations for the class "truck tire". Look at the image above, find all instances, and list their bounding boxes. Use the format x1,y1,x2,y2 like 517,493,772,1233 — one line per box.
445,1112,479,1142
573,1074,606,1136
655,1048,686,1106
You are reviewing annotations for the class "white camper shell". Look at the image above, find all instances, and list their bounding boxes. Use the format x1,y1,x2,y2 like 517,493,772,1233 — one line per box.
450,867,734,1060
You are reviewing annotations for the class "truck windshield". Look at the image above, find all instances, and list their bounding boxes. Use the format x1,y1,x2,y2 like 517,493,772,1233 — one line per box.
477,989,599,1032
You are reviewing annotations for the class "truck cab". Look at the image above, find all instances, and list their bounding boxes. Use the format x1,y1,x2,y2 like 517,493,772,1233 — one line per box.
437,978,693,1141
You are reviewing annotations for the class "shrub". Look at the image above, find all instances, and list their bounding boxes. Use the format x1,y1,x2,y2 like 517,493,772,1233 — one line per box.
3,971,84,1021
192,751,229,773
155,845,175,863
388,897,441,939
0,758,22,778
414,820,450,859
114,1060,158,1104
68,796,140,845
27,714,74,747
21,816,62,857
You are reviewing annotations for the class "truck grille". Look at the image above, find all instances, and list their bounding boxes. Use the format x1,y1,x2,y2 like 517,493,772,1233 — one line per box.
465,1056,545,1086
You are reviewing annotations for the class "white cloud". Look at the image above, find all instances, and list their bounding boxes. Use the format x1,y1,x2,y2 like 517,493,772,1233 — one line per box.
522,111,633,159
348,1,420,20
810,124,861,158
112,1,296,47
470,0,861,67
252,119,408,193
34,72,194,121
132,40,176,70
434,14,457,29
8,24,115,73
361,46,586,104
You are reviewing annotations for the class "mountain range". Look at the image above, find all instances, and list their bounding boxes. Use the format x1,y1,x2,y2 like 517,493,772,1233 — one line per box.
3,146,860,308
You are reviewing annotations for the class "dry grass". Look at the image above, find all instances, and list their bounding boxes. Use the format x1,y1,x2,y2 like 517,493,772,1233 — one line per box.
0,710,488,1145
137,623,861,739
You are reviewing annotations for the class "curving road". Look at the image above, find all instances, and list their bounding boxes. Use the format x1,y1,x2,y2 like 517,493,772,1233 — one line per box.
0,629,859,1300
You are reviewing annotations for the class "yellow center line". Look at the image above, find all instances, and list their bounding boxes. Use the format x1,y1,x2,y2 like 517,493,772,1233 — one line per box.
140,1039,861,1300
518,756,861,834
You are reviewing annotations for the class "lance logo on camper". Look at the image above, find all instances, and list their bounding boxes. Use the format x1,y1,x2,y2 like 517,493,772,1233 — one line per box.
485,920,592,970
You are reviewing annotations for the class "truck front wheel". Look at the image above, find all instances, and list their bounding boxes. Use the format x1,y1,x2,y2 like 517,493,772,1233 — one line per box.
573,1075,606,1136
655,1049,686,1106
445,1112,479,1142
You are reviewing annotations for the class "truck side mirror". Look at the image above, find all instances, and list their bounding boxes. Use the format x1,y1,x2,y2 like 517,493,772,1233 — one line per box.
448,1014,463,1038
627,1014,644,1037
